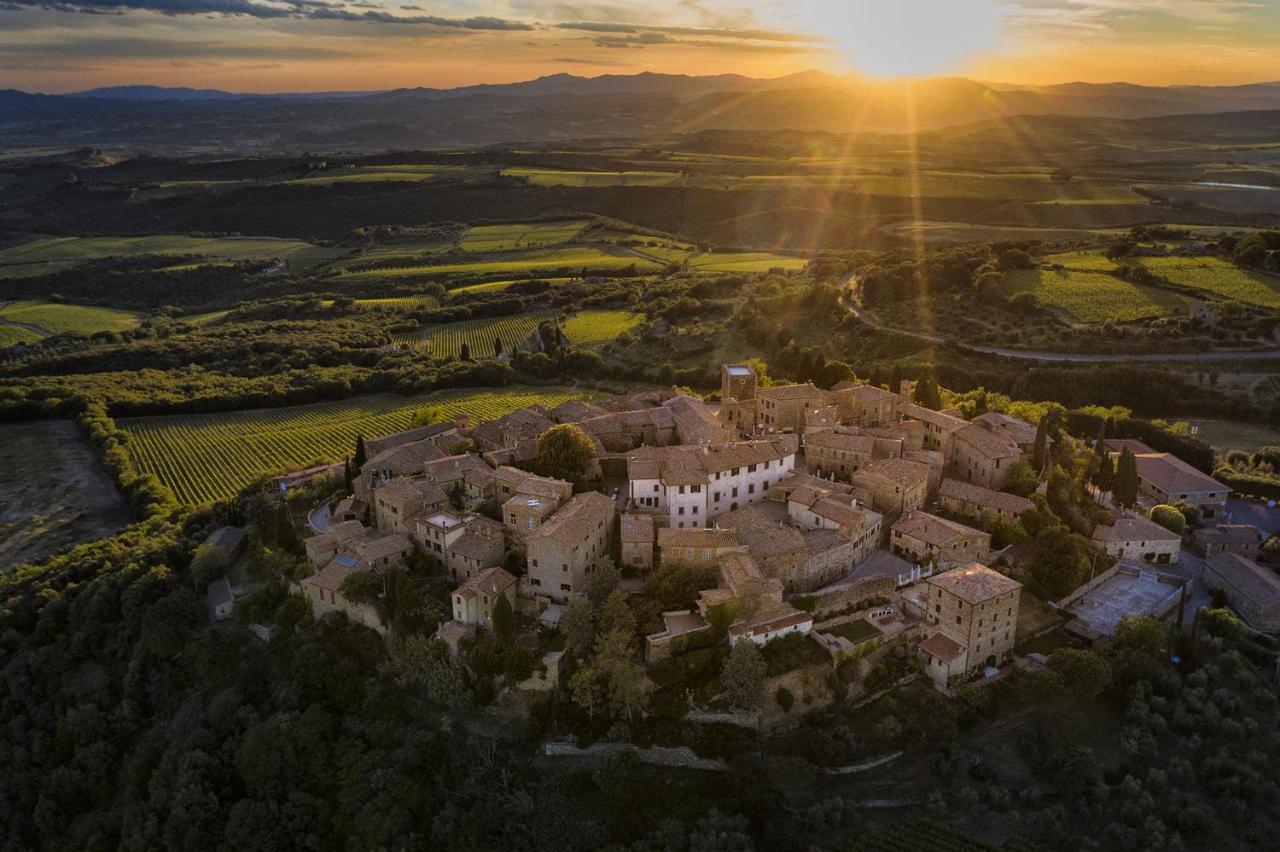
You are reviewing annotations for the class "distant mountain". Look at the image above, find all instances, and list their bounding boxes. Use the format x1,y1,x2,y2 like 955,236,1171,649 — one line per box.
7,72,1280,153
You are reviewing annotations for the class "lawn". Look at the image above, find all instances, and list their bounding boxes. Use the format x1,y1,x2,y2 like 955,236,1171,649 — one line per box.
504,168,683,188
1126,256,1280,309
418,311,558,359
288,164,474,185
0,234,334,276
823,618,881,644
458,220,591,252
176,310,231,326
339,247,659,280
1182,418,1280,454
1001,268,1184,322
562,310,644,347
119,386,595,504
0,324,43,346
0,301,144,336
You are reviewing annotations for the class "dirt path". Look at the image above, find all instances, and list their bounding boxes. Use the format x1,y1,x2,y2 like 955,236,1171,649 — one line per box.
0,317,52,338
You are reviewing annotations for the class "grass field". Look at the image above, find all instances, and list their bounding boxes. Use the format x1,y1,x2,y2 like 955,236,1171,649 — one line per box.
177,310,231,326
1182,418,1280,454
0,301,144,336
419,311,557,358
562,310,644,346
288,164,476,185
120,386,594,504
0,234,335,276
339,247,659,280
1002,268,1184,322
1126,256,1280,309
459,220,591,252
0,324,43,346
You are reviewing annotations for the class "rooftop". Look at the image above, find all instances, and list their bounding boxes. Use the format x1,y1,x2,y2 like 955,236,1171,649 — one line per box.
1129,452,1226,497
529,491,614,547
725,365,754,377
938,478,1033,516
919,632,966,664
893,511,984,546
926,563,1020,603
1208,553,1280,608
1092,513,1181,544
620,513,657,544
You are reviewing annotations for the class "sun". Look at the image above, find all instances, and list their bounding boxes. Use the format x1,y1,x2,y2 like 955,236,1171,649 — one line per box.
790,0,1005,78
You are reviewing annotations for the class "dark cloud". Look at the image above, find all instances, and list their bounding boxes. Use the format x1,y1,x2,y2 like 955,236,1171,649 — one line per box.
5,0,534,28
0,34,354,59
558,21,820,43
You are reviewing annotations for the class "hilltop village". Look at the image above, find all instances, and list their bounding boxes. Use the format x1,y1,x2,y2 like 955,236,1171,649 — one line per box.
193,362,1269,715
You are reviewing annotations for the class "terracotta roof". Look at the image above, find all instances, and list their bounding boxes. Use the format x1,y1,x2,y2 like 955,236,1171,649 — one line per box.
903,449,945,466
658,527,740,550
854,458,930,488
373,476,445,508
893,511,983,547
626,438,796,486
715,505,806,559
421,454,492,485
448,518,504,562
811,497,871,531
899,403,968,433
366,422,455,458
1197,524,1260,544
728,607,812,638
364,440,446,475
919,632,966,664
972,412,1038,448
529,491,614,547
939,478,1033,516
838,383,899,403
493,465,570,500
1104,438,1156,454
309,556,370,593
805,430,877,453
758,382,822,401
926,563,1021,603
1207,553,1280,608
458,565,516,597
1091,513,1181,544
620,513,657,544
954,423,1021,460
1128,453,1225,497
354,533,412,562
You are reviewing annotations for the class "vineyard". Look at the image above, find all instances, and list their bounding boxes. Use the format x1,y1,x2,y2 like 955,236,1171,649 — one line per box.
120,386,593,504
459,219,591,251
846,821,1001,851
339,246,658,280
563,310,644,347
686,251,807,272
1126,256,1280,309
418,311,558,358
0,234,334,277
1000,268,1184,323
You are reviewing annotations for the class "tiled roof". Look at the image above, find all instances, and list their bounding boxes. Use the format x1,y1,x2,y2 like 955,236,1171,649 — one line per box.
810,497,871,531
626,438,796,485
758,382,822,401
939,478,1033,516
926,563,1021,603
919,632,966,663
448,518,504,561
715,505,806,559
366,422,455,458
493,465,570,500
529,491,614,547
328,520,368,542
954,423,1021,460
854,458,930,488
805,430,877,453
620,513,657,544
899,403,968,432
354,533,412,561
1091,513,1181,544
1129,453,1225,497
892,511,983,547
1197,524,1260,544
728,607,811,638
364,440,446,475
421,453,492,485
1207,553,1280,608
972,411,1038,447
657,527,739,550
458,565,516,596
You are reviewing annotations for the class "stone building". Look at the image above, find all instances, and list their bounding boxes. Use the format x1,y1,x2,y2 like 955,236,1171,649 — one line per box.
620,512,659,572
1091,513,1181,565
525,491,616,603
830,382,903,428
657,527,745,570
804,430,878,477
1192,524,1261,561
890,511,991,569
918,563,1021,691
1205,553,1280,633
950,423,1023,490
850,458,930,516
938,478,1032,524
755,382,827,436
451,566,517,629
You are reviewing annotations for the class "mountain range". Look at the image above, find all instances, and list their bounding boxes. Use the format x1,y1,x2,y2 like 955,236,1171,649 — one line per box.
4,71,1280,152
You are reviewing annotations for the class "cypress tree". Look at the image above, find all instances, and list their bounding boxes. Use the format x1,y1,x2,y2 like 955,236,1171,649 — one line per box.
276,501,302,554
343,457,353,492
460,342,472,362
1093,453,1114,494
1113,447,1140,508
494,336,503,358
1094,421,1107,456
1032,416,1048,472
354,434,367,469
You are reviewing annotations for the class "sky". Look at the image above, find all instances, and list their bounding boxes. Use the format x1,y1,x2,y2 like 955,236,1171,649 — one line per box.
2,0,1279,93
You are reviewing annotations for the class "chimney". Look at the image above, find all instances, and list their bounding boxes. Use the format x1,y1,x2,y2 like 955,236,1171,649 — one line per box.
455,412,470,431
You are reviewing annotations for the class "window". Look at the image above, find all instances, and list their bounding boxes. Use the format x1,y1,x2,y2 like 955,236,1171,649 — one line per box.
692,506,699,515
956,616,962,625
748,483,755,494
653,484,659,493
532,559,539,567
691,485,701,493
526,519,534,530
531,578,541,587
679,485,686,495
732,487,739,498
702,548,711,559
562,564,568,572
678,506,685,516
560,583,571,592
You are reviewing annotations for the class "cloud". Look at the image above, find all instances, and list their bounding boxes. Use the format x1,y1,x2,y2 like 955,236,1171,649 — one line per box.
0,34,356,59
557,20,820,42
4,0,534,27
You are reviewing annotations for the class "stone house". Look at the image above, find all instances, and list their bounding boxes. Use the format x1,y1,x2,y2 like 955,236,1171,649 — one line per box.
492,465,573,505
304,519,370,567
451,566,517,629
372,477,448,535
525,491,616,603
444,516,505,581
902,449,946,495
850,458,930,516
206,576,235,622
918,563,1021,690
1118,450,1229,521
1192,524,1261,560
1090,513,1182,565
938,478,1032,524
830,382,903,428
354,440,446,501
620,512,659,572
299,556,388,635
890,511,991,569
694,550,812,647
949,423,1023,490
715,503,873,593
1205,553,1280,633
804,429,879,477
899,403,968,456
657,527,744,570
755,382,827,436
504,494,561,540
626,436,798,529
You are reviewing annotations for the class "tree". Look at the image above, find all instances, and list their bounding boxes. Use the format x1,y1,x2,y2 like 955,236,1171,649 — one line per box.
534,423,596,485
1032,416,1049,472
585,558,621,608
493,336,503,358
189,541,231,589
353,434,367,469
1093,421,1107,457
720,640,767,711
597,588,635,637
1113,447,1139,508
1005,459,1039,497
1093,453,1114,495
741,356,773,388
460,342,472,361
343,456,353,492
912,376,942,411
275,501,302,555
492,595,516,644
1045,648,1112,699
561,596,595,660
1149,504,1186,535
380,635,469,707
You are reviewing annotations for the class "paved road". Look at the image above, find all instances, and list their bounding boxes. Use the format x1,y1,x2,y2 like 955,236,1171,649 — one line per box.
839,278,1280,364
308,502,330,535
1224,497,1280,536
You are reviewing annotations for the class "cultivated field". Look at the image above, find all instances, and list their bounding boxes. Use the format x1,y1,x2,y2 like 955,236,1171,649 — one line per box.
449,277,573,295
0,234,336,276
1001,268,1184,323
0,301,144,336
1126,256,1280,309
0,420,132,570
419,311,557,358
339,246,660,280
563,310,644,346
288,164,477,185
459,220,591,251
686,251,807,272
0,324,42,346
120,386,594,504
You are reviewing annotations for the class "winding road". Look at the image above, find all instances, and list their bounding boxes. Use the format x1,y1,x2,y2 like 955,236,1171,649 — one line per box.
838,276,1280,363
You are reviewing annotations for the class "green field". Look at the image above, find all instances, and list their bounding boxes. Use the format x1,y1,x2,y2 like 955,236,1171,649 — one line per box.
419,311,557,359
339,246,659,280
562,310,644,346
505,168,684,188
177,310,231,326
0,234,339,276
120,386,594,504
450,277,574,295
289,164,475,185
0,324,42,346
1126,256,1280,308
0,301,144,336
459,220,591,252
1002,268,1184,322
686,251,807,272
1183,418,1280,454
1043,251,1127,271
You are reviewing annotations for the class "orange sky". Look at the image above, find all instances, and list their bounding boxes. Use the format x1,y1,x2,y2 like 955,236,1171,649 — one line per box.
2,1,1279,93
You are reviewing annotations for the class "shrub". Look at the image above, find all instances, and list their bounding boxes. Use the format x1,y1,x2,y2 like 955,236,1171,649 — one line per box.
1149,504,1186,535
775,686,795,713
